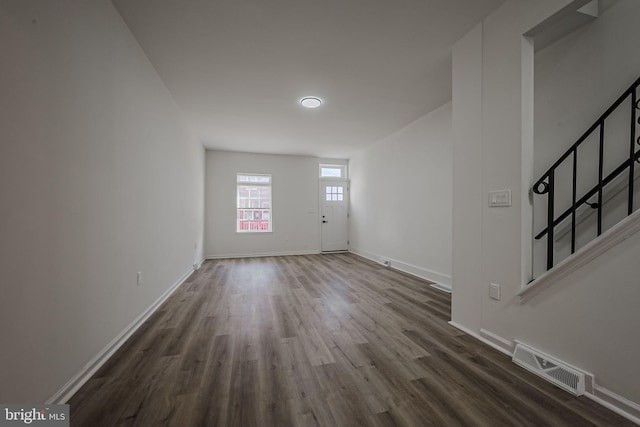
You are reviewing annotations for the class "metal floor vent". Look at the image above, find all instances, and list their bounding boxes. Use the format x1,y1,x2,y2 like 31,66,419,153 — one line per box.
512,343,586,396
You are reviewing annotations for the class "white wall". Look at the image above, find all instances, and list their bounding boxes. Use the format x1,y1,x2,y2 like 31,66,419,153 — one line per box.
205,151,343,257
451,23,484,326
452,0,640,412
0,0,204,402
349,102,452,287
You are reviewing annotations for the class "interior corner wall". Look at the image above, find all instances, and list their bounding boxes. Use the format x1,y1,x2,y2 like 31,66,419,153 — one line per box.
205,150,324,258
0,0,204,402
452,0,640,408
349,102,452,287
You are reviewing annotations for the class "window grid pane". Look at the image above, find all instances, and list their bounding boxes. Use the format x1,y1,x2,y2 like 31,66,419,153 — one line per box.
325,185,344,202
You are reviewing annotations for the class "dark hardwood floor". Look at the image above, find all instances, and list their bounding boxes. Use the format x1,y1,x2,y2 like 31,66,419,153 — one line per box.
69,253,633,426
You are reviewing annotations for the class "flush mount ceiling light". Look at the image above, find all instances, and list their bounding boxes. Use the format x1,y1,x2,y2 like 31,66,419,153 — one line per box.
300,96,323,109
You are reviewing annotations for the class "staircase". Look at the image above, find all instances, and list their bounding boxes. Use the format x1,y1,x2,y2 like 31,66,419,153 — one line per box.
532,76,640,276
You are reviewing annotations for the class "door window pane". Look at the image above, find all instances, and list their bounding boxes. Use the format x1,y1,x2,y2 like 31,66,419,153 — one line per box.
325,185,345,202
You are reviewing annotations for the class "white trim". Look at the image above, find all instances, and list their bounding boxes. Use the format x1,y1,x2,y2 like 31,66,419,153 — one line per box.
520,209,640,301
587,385,640,425
448,322,514,357
318,176,348,181
193,257,205,270
206,250,320,260
430,283,452,294
521,33,535,286
46,265,195,404
480,328,515,353
349,247,452,289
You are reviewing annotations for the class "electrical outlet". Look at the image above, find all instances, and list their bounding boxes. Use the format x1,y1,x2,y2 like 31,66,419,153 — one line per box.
489,283,501,300
193,263,199,270
137,272,143,286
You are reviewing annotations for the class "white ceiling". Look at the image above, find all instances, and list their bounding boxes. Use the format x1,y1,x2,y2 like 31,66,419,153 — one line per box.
112,0,504,159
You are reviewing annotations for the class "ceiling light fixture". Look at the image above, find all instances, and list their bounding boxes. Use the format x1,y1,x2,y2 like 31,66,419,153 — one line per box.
300,96,323,109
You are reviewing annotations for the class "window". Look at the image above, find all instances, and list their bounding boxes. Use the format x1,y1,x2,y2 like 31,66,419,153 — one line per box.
320,164,345,178
237,174,271,232
325,185,344,201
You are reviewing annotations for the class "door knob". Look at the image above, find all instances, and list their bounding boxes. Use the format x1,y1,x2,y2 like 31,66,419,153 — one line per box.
322,220,328,223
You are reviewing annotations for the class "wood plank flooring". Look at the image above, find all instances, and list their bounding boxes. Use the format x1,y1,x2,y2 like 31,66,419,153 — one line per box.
69,253,633,426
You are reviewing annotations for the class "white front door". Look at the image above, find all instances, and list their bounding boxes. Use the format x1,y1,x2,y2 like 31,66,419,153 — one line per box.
321,180,349,252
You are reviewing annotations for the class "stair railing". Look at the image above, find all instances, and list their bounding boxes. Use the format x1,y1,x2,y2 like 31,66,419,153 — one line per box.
533,76,640,271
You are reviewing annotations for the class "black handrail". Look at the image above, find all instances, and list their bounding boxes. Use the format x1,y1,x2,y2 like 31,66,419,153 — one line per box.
533,76,640,271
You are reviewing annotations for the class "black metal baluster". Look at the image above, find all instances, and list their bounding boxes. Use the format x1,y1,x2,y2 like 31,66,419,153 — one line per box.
546,171,555,270
571,149,577,254
597,122,604,236
630,89,637,215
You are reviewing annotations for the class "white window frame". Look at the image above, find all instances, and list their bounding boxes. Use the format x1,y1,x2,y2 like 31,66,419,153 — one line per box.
236,173,272,233
319,164,346,179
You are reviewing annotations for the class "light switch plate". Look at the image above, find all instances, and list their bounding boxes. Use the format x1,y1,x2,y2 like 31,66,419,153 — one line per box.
489,190,511,207
489,283,501,300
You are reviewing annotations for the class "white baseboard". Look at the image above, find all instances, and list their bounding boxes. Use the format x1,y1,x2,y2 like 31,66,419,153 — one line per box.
447,321,514,357
206,250,320,260
480,328,516,354
430,283,452,294
349,247,452,289
46,265,196,404
587,385,640,425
